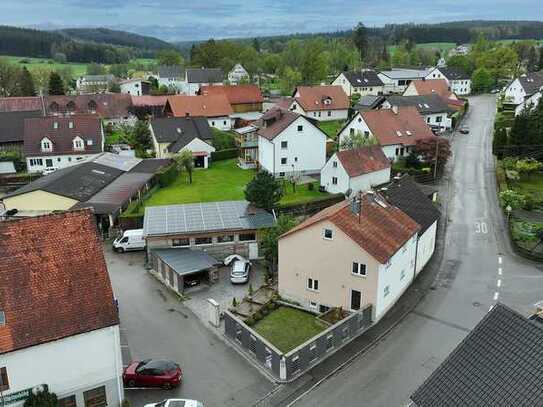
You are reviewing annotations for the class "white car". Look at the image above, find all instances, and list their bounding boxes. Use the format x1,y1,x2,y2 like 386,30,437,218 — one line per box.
144,399,204,407
223,254,246,266
230,259,251,284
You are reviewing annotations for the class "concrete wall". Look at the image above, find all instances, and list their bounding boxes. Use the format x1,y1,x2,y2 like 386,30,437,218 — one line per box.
278,219,380,313
3,190,79,212
416,221,437,275
3,326,123,407
207,116,232,131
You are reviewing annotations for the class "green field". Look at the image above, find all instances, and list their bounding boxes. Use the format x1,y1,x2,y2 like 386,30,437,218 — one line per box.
388,42,456,56
0,55,88,76
318,120,345,139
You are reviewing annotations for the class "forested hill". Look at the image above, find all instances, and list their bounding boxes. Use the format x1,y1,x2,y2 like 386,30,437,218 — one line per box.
58,28,173,51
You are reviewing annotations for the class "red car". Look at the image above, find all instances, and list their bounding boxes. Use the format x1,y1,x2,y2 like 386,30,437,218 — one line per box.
123,359,182,389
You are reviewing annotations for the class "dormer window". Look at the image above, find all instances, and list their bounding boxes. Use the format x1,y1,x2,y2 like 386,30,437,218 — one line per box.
68,121,74,129
49,102,59,114
66,101,76,113
73,137,84,151
88,100,97,112
53,121,59,129
41,138,53,152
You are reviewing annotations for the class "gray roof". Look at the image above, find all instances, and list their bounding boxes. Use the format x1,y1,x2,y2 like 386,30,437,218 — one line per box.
157,65,184,79
80,74,114,82
519,71,543,96
436,66,470,80
342,70,384,87
385,94,454,115
0,162,16,174
92,152,142,171
150,117,213,153
3,162,123,201
186,68,224,84
128,159,172,174
0,110,43,144
379,68,430,80
143,200,276,237
354,95,385,110
411,303,543,407
152,248,218,276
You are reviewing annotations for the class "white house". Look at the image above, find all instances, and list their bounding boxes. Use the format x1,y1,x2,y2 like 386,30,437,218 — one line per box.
149,117,215,168
505,71,543,105
331,70,385,97
0,210,123,407
378,69,431,94
381,94,454,130
338,106,436,161
289,85,349,122
380,175,440,275
425,67,471,96
228,64,250,84
23,116,104,173
156,65,185,94
76,74,115,94
257,108,327,177
278,192,421,321
515,90,542,116
185,68,224,95
321,146,391,195
120,79,150,96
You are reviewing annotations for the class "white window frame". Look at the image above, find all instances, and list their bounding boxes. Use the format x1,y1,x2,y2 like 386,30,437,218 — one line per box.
352,262,367,277
307,278,319,292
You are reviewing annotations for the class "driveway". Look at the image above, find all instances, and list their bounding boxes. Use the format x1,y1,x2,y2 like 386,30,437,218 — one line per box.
104,246,274,407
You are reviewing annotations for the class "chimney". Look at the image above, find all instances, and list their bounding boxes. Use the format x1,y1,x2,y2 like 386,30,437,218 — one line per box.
392,105,399,115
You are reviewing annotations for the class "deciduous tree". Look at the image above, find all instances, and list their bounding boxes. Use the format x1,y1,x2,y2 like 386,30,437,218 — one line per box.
175,149,194,184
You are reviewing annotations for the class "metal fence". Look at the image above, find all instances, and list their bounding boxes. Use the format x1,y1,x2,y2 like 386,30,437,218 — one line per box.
224,304,373,382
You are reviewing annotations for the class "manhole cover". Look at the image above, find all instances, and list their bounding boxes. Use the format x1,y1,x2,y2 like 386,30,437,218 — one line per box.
473,302,481,307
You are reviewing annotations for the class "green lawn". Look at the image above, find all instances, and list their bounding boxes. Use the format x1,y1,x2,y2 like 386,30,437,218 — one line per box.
514,173,543,203
318,120,345,140
1,55,88,77
280,181,330,206
254,306,325,353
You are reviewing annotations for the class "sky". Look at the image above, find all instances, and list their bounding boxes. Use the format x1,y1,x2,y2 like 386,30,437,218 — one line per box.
2,0,542,42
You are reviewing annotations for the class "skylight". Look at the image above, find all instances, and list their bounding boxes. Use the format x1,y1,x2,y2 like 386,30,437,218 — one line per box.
406,130,413,136
396,130,403,137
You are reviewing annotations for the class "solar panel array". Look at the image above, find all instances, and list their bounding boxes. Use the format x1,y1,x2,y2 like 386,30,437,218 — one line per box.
144,201,275,236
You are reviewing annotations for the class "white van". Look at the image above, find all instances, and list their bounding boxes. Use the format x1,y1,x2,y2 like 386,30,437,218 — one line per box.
113,229,146,252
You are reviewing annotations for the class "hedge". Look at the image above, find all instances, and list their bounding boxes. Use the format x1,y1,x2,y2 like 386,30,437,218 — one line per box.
211,148,239,161
158,163,179,187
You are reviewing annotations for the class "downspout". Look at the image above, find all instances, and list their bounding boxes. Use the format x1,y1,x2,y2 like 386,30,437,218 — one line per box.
413,232,419,281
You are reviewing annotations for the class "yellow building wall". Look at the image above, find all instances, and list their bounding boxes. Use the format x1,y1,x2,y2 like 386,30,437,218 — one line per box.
3,190,79,211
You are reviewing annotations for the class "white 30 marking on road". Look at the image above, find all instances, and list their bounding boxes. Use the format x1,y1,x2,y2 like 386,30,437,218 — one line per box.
498,257,503,264
475,221,488,234
493,292,499,301
498,267,503,275
497,279,502,288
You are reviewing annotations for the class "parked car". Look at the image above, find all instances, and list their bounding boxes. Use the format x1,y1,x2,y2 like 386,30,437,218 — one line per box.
113,229,146,252
230,259,251,284
42,168,57,175
459,126,470,134
184,274,201,288
123,359,182,389
144,399,204,407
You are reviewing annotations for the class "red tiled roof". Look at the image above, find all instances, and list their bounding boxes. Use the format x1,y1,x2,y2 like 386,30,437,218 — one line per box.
281,193,420,263
410,79,452,99
200,85,263,105
24,115,103,157
131,95,169,107
44,94,132,119
294,86,349,111
274,97,294,110
0,97,43,113
166,95,233,118
336,146,391,178
0,210,119,354
361,107,435,147
257,108,301,140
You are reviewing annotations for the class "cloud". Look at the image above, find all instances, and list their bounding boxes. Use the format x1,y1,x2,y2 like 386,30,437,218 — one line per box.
2,0,542,41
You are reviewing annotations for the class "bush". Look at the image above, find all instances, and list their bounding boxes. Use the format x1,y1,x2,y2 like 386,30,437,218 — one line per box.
266,302,275,312
253,311,263,321
261,307,269,316
158,163,179,187
523,193,538,211
245,317,255,326
307,182,314,191
212,128,237,150
211,148,239,161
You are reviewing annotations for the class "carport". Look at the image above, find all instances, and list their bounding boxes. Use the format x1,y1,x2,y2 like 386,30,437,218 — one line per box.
150,248,219,294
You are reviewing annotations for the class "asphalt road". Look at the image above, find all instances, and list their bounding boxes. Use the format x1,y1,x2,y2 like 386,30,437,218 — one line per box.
105,248,274,407
290,95,543,407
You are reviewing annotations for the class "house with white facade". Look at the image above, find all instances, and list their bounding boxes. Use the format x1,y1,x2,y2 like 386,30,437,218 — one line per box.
120,79,151,96
257,108,327,177
278,192,420,321
338,106,435,161
156,65,185,94
185,68,224,95
331,70,385,97
381,94,454,130
425,67,471,96
289,86,349,122
76,74,115,94
23,115,104,173
321,146,391,195
149,117,215,167
164,95,234,130
228,64,250,84
504,71,543,106
515,90,542,116
378,69,431,94
380,175,440,275
0,210,123,407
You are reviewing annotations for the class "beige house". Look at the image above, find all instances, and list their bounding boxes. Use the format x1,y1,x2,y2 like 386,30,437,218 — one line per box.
278,193,420,321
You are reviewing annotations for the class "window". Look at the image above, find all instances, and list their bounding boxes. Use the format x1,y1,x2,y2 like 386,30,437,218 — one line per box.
53,121,59,129
195,237,212,245
45,159,53,168
217,235,234,243
332,177,338,185
239,233,256,242
58,396,77,407
281,157,287,165
83,386,107,407
436,116,443,123
87,139,94,146
172,238,189,247
211,121,215,126
88,100,97,112
223,121,227,126
279,172,285,177
0,367,9,391
297,125,303,132
384,285,390,297
364,131,370,137
327,111,332,117
349,128,355,136
309,301,318,310
307,278,319,291
57,158,61,162
73,137,84,150
333,161,338,168
0,311,4,326
352,262,367,276
41,138,52,152
294,157,298,162
281,141,288,149
401,269,406,280
68,121,74,129
323,228,333,240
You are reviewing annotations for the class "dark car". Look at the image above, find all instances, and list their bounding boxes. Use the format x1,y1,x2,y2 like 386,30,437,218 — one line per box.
459,126,470,134
123,359,182,389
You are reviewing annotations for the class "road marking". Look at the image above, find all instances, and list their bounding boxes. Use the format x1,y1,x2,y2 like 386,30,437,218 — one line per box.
498,256,503,264
493,292,499,301
489,305,494,312
498,268,502,275
497,279,502,288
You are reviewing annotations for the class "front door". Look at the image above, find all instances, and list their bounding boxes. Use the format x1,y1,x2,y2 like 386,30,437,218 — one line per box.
351,289,361,311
